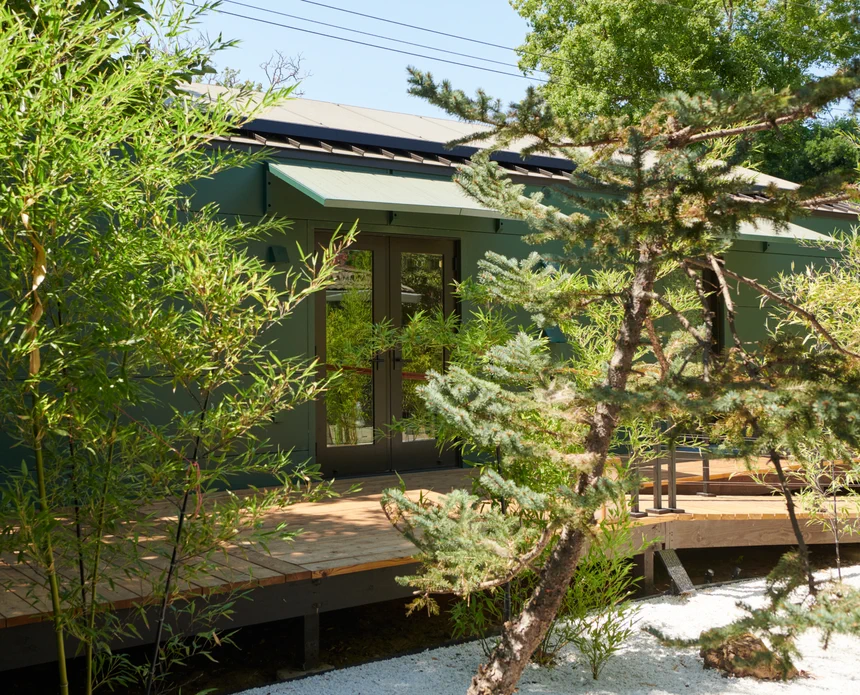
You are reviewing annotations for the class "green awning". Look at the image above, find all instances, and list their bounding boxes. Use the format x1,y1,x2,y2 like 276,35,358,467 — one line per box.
269,162,832,242
269,162,499,218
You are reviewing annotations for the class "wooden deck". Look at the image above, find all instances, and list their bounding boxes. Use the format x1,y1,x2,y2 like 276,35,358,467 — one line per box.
1,467,857,632
0,469,472,631
629,492,859,549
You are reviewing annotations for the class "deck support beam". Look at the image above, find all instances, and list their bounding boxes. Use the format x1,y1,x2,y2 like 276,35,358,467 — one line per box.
302,606,321,671
642,548,655,593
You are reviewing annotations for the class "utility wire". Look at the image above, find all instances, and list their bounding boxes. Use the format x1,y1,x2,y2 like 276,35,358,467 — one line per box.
215,0,860,98
294,0,849,68
221,0,543,73
203,1,858,113
201,4,549,82
294,0,584,70
296,0,525,53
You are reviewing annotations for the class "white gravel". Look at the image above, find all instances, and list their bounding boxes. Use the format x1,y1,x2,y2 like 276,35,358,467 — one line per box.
239,565,860,695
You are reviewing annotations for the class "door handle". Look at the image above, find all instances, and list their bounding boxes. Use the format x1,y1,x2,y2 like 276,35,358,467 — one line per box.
391,349,402,369
371,353,385,370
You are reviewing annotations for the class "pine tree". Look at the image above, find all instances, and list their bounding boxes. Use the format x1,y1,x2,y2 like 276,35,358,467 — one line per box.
383,68,860,694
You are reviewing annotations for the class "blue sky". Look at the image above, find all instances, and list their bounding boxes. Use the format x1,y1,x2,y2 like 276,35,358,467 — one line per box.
192,0,540,118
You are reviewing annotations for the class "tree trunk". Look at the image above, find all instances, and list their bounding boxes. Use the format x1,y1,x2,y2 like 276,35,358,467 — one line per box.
467,248,657,695
771,451,816,595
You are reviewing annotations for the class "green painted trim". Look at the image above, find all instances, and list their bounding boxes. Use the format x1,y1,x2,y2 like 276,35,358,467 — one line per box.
323,198,501,218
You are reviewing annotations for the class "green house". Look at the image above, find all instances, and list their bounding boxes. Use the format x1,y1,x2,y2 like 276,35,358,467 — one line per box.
179,85,858,482
3,87,853,485
0,87,858,676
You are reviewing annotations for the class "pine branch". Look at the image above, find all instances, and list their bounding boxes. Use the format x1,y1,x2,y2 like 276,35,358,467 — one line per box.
466,523,557,594
678,112,814,147
686,257,860,361
411,65,860,161
800,187,860,209
645,315,670,380
644,292,707,346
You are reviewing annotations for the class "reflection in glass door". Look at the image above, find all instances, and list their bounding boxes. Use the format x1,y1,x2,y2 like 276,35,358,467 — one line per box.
315,235,389,474
323,248,375,447
399,252,444,442
315,233,458,476
389,238,456,468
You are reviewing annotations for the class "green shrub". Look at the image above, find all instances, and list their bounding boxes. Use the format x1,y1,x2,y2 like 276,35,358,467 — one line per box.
450,520,639,677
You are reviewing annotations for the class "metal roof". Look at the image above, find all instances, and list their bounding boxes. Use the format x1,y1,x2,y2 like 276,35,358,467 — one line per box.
226,131,572,182
187,84,859,218
737,219,832,242
182,83,560,169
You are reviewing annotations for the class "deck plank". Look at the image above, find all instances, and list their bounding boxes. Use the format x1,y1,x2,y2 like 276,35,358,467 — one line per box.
225,546,312,582
0,569,46,627
0,565,53,626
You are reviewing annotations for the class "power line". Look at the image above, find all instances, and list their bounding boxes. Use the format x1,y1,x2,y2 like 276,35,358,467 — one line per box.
294,0,578,70
202,1,860,110
221,0,543,73
296,0,524,54
293,0,860,78
201,4,549,83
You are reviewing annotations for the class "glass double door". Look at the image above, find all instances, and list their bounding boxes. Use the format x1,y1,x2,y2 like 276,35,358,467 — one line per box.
315,233,458,476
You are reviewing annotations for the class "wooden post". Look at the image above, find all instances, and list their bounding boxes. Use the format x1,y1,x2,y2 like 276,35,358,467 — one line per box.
629,455,647,518
643,548,655,593
667,438,684,513
301,605,320,671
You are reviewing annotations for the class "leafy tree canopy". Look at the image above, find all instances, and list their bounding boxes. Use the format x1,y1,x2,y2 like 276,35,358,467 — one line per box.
746,117,859,182
6,0,149,21
513,0,860,119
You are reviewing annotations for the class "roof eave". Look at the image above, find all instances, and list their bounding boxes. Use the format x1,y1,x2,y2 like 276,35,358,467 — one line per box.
244,116,576,172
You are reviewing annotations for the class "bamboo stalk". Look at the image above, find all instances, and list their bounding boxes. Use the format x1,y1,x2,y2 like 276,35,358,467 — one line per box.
57,302,88,620
33,392,70,695
24,217,68,693
496,446,511,623
85,352,128,695
831,459,842,583
145,390,210,695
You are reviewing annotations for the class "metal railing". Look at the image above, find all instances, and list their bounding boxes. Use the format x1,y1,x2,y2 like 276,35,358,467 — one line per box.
629,434,730,517
627,435,860,519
